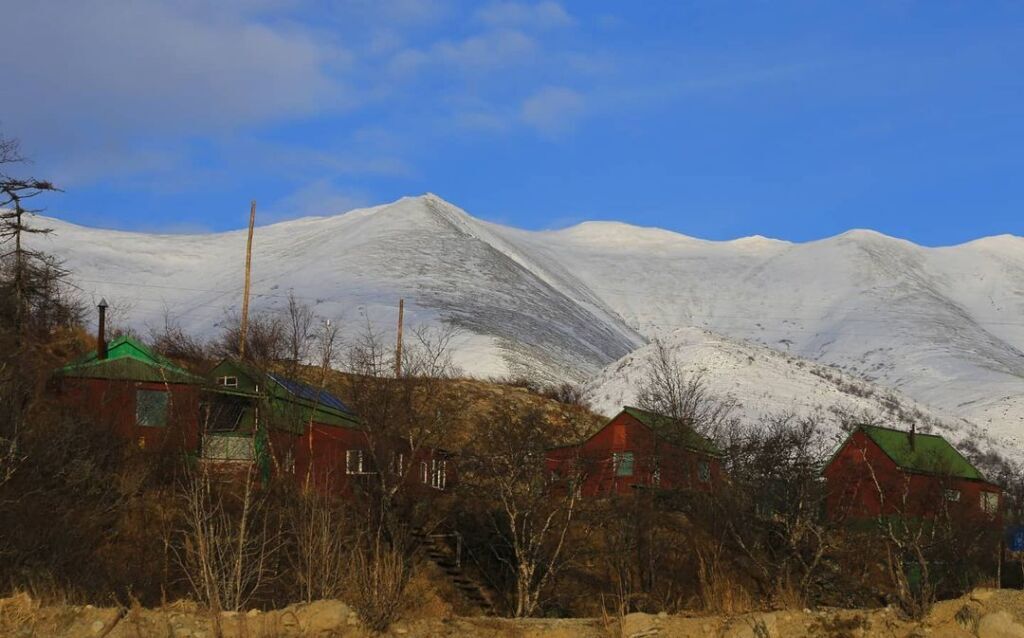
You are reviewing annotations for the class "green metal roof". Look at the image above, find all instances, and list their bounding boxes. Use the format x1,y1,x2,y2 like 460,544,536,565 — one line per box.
858,424,984,481
623,406,723,457
57,336,203,384
206,359,360,430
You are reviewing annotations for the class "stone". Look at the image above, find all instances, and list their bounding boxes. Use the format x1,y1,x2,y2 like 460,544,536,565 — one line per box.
978,611,1024,638
299,600,350,633
90,620,106,635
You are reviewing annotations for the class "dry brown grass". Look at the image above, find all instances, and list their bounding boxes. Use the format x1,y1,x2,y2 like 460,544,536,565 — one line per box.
0,591,41,633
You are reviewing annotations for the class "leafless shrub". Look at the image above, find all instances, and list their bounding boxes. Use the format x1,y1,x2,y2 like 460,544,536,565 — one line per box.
289,492,350,602
175,469,279,612
149,309,208,363
215,310,286,365
349,536,411,632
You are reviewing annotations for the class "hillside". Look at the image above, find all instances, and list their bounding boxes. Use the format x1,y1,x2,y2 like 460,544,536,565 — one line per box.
33,194,1024,449
585,327,999,455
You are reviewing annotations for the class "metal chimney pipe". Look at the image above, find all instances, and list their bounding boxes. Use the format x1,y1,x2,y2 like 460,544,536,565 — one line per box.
97,298,108,360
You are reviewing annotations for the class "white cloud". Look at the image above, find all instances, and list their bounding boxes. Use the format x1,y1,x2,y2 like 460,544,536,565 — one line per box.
476,2,574,30
434,29,538,71
2,1,349,146
521,86,585,135
267,179,370,222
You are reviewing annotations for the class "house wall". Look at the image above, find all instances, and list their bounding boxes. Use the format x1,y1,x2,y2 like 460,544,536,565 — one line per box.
286,423,452,498
824,430,1002,524
546,412,722,497
58,377,200,453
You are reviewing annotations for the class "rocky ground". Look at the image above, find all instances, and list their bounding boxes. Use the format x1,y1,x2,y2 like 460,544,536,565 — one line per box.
4,589,1024,637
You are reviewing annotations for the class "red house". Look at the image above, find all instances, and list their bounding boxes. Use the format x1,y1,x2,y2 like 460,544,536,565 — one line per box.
203,358,451,498
824,425,1001,523
546,406,723,497
55,335,204,453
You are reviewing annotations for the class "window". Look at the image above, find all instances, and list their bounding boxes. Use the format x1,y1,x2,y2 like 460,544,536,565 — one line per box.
944,489,961,502
981,491,999,515
430,459,447,490
216,376,238,387
697,461,711,483
613,452,634,477
346,449,368,474
136,389,168,427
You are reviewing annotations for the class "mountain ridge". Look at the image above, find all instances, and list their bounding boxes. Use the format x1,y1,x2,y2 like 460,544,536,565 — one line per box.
30,194,1024,451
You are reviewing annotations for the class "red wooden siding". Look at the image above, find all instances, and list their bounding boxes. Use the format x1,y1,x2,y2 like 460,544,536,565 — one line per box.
58,377,201,453
824,430,1001,524
546,411,722,497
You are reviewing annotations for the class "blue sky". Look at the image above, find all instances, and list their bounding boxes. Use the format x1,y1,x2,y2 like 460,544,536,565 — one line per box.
3,1,1023,245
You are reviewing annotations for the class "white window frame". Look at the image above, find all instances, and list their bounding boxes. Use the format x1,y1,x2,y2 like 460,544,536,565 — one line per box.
944,489,961,502
346,449,369,475
217,376,239,388
981,491,999,515
430,459,447,490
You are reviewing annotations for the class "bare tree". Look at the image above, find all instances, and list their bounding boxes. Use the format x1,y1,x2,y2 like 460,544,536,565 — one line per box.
635,339,738,441
285,291,316,374
713,414,837,607
460,404,586,617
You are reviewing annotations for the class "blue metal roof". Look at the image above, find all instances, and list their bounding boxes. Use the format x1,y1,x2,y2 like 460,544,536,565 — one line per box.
266,372,353,415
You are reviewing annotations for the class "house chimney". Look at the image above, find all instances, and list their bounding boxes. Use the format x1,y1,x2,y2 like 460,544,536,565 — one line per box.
97,298,108,360
908,422,916,450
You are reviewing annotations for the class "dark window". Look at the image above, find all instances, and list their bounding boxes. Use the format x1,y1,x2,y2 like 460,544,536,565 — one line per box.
136,389,168,427
614,452,634,477
216,375,239,387
697,461,711,483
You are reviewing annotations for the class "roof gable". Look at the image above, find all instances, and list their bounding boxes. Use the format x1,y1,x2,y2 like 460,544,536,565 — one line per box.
58,336,202,384
621,406,723,457
857,425,984,481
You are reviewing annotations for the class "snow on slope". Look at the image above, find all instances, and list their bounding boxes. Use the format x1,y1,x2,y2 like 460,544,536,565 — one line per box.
585,327,999,456
500,222,1024,447
36,195,642,382
32,194,1024,450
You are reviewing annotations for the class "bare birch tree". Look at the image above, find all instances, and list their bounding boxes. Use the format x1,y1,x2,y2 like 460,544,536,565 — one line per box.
461,404,586,617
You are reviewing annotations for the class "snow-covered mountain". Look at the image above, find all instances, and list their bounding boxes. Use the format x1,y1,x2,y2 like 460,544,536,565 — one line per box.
34,194,1024,449
585,327,999,455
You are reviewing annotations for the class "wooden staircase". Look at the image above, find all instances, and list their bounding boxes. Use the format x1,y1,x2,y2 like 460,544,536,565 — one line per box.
413,528,499,616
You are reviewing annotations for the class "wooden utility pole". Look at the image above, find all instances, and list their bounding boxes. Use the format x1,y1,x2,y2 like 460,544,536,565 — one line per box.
239,200,257,358
395,298,405,378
